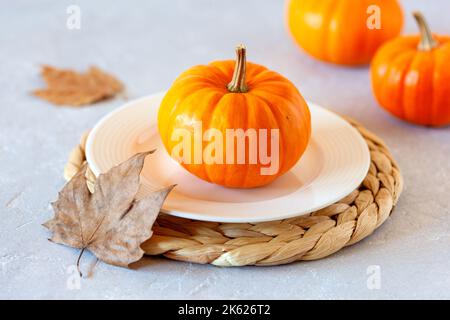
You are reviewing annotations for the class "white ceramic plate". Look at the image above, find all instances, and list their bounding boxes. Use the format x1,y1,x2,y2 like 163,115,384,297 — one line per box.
86,92,370,223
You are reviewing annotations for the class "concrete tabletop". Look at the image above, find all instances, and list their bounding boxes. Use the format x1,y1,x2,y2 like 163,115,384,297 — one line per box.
1,0,449,299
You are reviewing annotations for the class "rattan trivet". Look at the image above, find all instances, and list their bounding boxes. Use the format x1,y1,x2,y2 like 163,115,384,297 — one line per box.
64,117,403,267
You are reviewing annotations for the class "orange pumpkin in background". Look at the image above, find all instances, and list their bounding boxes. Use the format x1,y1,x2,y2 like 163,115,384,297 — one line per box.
371,12,450,126
286,0,404,65
158,45,311,188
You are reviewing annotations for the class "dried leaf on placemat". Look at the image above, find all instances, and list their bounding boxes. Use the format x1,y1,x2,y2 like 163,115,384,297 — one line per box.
34,65,123,106
43,151,175,275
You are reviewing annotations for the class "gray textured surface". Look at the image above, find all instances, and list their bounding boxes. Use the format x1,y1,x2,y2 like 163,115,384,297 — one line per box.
1,0,449,299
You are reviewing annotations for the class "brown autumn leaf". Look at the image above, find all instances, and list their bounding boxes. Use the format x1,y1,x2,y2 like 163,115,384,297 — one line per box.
34,65,123,106
43,151,175,275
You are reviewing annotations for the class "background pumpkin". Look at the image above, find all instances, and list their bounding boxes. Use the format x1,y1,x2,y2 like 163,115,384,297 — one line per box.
371,12,450,126
158,46,311,188
286,0,404,65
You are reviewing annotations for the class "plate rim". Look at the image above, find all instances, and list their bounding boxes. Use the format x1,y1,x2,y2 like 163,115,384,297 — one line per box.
86,92,370,223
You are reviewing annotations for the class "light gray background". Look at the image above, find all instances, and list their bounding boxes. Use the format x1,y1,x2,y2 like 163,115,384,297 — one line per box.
1,0,449,299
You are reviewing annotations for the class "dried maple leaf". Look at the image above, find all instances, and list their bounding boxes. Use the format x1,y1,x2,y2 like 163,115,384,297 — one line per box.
44,151,174,275
34,65,123,106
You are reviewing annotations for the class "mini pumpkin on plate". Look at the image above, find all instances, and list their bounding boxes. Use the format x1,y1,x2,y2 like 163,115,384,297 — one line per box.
158,45,311,188
371,12,450,126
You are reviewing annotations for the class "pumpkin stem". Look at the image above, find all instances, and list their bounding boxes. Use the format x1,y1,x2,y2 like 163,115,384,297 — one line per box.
227,44,248,93
413,12,438,51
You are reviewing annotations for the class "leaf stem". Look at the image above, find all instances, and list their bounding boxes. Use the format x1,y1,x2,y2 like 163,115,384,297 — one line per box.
76,247,86,277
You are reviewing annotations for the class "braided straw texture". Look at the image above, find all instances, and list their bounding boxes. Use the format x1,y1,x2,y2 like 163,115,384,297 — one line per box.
64,117,403,267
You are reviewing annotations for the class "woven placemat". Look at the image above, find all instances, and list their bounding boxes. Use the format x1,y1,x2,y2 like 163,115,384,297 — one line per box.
64,117,403,267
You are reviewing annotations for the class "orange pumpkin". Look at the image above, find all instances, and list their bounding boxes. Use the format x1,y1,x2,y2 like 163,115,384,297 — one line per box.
371,12,450,126
158,45,311,188
286,0,404,65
